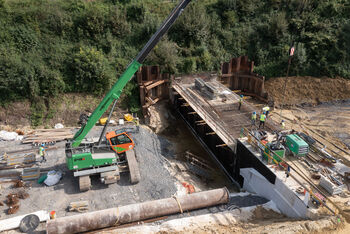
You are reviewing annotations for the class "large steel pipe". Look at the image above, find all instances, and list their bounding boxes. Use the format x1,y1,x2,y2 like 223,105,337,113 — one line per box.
46,188,229,234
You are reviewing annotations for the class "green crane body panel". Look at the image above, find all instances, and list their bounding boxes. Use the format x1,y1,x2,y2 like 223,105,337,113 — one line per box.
286,134,309,156
263,143,285,164
72,60,142,148
66,152,116,170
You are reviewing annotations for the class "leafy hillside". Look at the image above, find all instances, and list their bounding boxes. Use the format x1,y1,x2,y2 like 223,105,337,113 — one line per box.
0,0,349,125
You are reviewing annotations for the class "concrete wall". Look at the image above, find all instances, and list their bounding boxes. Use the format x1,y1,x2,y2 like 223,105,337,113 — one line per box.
240,168,309,218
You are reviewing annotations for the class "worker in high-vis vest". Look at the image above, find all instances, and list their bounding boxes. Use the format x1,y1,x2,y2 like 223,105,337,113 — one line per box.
281,120,285,129
259,112,266,129
39,143,47,163
238,95,243,110
251,111,257,126
262,106,270,118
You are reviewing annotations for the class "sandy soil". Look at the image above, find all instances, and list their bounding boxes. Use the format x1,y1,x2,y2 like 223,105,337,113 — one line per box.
269,103,350,166
256,76,350,233
265,76,350,106
101,205,345,234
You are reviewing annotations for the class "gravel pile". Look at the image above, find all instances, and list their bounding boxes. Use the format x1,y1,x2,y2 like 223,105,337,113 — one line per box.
126,126,178,201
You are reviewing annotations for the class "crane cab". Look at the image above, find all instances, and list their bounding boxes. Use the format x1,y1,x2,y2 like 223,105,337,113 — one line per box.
106,131,135,154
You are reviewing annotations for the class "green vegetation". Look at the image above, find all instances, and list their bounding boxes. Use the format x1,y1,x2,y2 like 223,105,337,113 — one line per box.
0,0,349,125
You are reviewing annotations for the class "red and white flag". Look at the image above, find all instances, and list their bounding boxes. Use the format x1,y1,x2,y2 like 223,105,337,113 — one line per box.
290,46,295,56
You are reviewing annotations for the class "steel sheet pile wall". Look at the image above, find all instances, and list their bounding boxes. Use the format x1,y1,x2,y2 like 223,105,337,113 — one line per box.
174,92,238,184
137,65,173,122
236,140,276,187
219,56,268,102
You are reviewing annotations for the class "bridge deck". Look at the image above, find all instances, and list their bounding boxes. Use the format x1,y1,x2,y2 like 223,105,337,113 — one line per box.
172,75,280,151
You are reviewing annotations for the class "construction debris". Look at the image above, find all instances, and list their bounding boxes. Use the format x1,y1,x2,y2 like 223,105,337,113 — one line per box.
7,204,20,214
13,180,25,188
319,175,344,195
0,130,24,141
6,193,20,206
68,201,89,212
184,151,215,180
17,190,29,199
54,123,64,129
181,182,195,194
43,170,62,186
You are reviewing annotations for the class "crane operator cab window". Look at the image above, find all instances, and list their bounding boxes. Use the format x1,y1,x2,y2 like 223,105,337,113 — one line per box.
110,133,132,146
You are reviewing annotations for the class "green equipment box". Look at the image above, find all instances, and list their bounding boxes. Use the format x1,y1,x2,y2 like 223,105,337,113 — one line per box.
263,143,285,164
285,134,309,156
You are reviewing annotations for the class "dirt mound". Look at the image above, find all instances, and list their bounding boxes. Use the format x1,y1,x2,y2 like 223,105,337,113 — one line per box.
251,205,284,220
265,76,350,106
148,101,174,134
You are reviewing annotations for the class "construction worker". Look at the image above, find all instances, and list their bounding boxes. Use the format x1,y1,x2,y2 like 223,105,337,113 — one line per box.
39,143,47,163
285,165,291,178
238,95,243,110
251,111,257,126
281,120,286,129
259,112,266,129
262,106,270,118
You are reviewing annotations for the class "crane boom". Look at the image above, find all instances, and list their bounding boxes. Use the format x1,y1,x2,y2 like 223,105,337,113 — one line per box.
71,0,192,148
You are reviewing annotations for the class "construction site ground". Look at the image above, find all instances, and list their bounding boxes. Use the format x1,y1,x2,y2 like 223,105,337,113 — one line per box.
1,76,350,233
1,125,264,233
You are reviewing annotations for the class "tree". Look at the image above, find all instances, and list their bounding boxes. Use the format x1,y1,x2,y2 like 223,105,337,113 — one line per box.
71,47,113,96
147,37,179,73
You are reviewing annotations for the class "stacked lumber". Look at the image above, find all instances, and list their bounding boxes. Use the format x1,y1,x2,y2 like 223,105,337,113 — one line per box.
22,128,74,144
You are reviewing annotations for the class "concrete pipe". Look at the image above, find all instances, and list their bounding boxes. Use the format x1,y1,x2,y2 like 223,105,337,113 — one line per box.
46,188,229,234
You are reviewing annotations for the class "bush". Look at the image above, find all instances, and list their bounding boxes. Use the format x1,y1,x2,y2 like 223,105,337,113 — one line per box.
70,46,113,96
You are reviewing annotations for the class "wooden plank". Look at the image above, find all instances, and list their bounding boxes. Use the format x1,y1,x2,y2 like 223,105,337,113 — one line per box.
29,128,74,132
24,135,73,139
176,163,188,172
145,79,166,91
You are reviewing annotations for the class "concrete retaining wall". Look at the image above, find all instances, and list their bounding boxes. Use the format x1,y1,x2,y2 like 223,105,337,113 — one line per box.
240,168,308,218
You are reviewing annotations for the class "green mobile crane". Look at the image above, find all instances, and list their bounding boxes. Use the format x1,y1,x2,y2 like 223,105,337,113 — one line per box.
65,0,193,191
